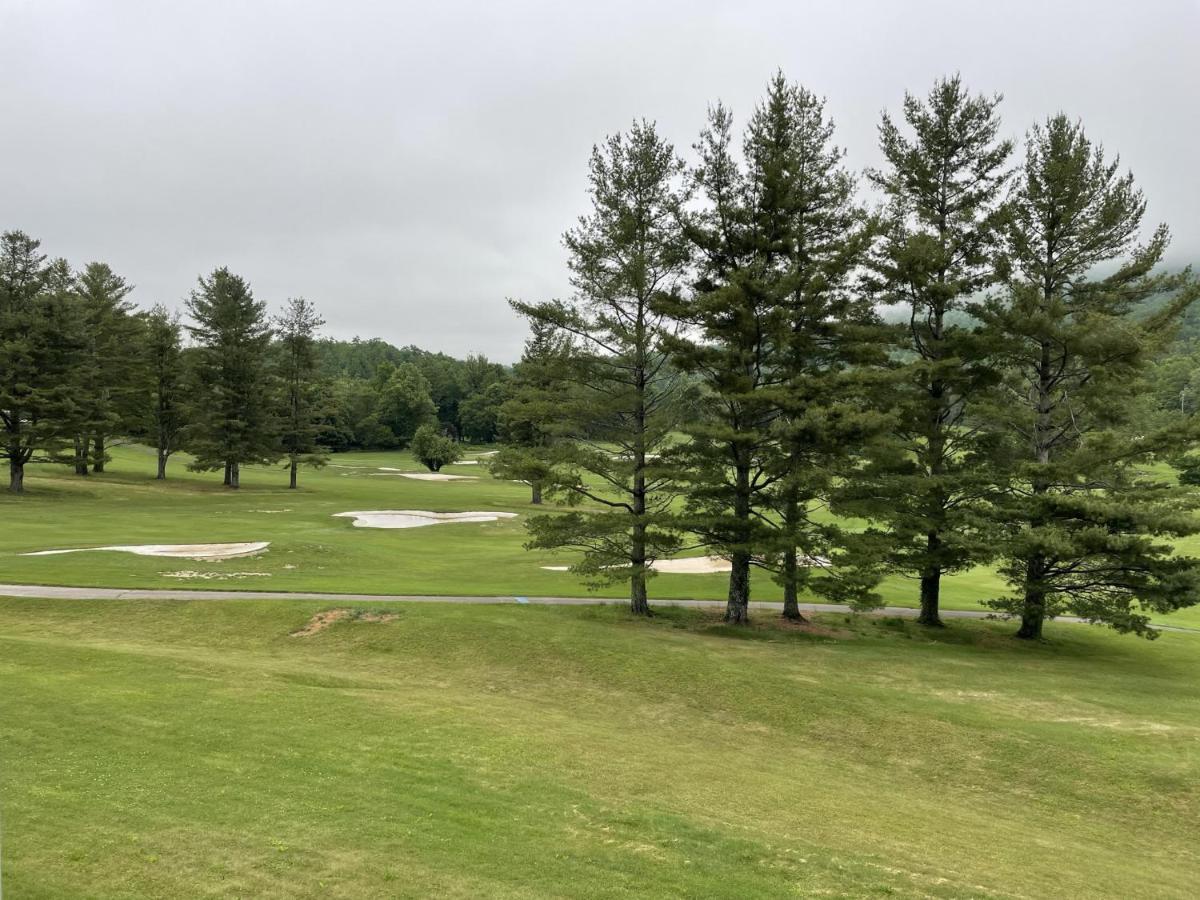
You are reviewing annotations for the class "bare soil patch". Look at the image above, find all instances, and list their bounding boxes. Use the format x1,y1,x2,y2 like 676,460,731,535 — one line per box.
290,608,400,637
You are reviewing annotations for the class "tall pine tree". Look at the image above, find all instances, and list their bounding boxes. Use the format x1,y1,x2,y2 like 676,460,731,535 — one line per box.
275,297,327,489
859,76,1012,626
491,318,572,505
72,261,140,474
662,96,790,625
514,120,692,615
983,115,1200,638
144,304,186,479
185,268,277,488
0,232,84,493
741,75,887,620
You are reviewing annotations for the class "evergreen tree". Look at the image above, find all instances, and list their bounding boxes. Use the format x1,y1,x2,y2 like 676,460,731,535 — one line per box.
738,75,887,620
275,297,328,488
492,318,571,505
514,120,692,615
0,232,84,493
982,115,1200,638
143,305,186,479
184,268,277,488
858,76,1013,626
661,96,792,624
72,262,140,474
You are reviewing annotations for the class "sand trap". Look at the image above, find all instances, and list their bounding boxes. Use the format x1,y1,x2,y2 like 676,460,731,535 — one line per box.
395,473,478,481
542,554,829,575
23,542,271,561
335,510,517,529
541,556,728,574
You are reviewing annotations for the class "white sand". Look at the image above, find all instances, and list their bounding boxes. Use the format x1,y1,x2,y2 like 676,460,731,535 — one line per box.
542,554,829,575
335,510,518,529
23,541,271,561
396,473,478,481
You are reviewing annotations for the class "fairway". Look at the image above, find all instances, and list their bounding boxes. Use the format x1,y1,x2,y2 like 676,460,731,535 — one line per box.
3,446,1199,631
1,598,1197,898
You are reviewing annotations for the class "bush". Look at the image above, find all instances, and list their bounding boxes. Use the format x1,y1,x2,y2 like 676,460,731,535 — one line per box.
409,424,462,472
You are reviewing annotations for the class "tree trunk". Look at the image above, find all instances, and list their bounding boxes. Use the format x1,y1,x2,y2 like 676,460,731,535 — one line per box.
156,449,168,480
780,489,805,621
725,461,753,624
630,560,650,617
223,461,232,486
530,480,543,505
92,434,105,473
1016,551,1047,639
726,549,751,624
74,436,89,476
781,547,805,621
9,457,24,494
230,461,240,489
629,515,650,616
918,530,944,626
289,455,298,489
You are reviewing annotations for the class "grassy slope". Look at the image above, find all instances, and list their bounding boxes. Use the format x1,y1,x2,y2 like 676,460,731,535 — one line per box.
1,445,1198,630
1,598,1198,898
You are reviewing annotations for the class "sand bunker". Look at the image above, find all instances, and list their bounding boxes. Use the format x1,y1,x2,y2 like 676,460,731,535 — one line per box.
395,473,477,481
541,556,729,575
23,542,271,561
542,554,828,575
334,510,518,529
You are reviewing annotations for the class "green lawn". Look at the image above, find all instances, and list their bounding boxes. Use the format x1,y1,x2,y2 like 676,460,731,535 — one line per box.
2,445,1198,630
1,598,1197,897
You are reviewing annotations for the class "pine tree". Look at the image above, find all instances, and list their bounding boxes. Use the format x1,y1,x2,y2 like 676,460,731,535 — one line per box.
513,120,692,615
0,232,85,493
492,318,572,505
72,262,140,474
982,115,1200,638
144,304,186,479
858,76,1013,626
275,297,327,488
737,75,888,620
184,268,277,488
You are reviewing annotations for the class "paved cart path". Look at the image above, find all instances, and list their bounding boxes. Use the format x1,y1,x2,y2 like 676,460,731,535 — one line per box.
1,582,1196,632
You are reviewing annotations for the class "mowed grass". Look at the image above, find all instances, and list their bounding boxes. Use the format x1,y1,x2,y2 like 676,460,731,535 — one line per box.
1,598,1198,898
2,444,1199,629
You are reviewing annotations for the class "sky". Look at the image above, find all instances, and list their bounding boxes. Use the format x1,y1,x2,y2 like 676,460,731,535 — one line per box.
2,0,1197,361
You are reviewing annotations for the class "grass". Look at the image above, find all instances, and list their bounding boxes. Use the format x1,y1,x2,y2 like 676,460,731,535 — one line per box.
2,445,1199,630
1,598,1197,897
3,449,1199,895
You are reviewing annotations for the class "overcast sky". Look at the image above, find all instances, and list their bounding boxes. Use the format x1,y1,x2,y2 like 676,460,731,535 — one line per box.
2,1,1197,361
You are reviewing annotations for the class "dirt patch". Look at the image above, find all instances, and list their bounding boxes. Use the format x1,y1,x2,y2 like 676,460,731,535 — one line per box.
162,570,272,580
290,608,400,637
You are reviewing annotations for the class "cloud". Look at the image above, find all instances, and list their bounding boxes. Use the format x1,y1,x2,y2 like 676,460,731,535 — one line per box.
2,0,1196,360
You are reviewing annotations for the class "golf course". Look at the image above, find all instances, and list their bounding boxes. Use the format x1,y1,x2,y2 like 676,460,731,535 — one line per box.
2,448,1199,897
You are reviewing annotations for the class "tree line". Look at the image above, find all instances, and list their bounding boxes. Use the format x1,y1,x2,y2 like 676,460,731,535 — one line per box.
0,251,514,492
496,72,1200,640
